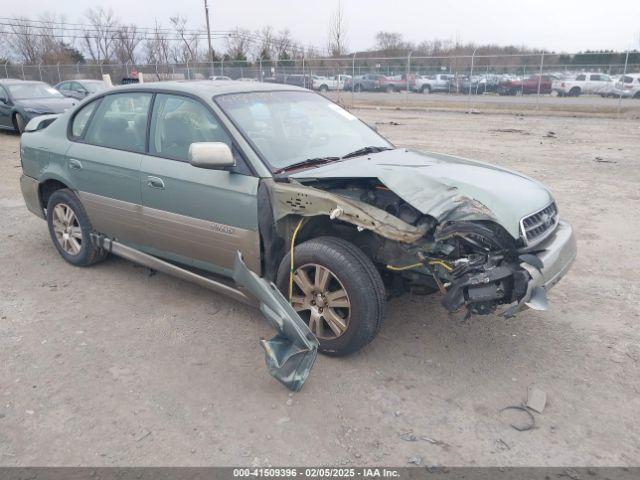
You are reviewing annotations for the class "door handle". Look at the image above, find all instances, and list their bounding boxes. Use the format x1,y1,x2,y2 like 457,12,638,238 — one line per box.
146,176,165,189
68,159,82,170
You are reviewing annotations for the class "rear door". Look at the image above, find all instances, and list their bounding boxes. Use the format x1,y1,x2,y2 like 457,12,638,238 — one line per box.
65,91,152,245
139,92,260,277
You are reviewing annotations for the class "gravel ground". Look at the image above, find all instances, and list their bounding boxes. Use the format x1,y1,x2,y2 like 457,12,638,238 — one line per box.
0,109,639,467
328,91,640,118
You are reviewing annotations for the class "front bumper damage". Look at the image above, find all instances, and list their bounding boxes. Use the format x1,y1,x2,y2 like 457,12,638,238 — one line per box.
441,220,577,318
505,220,576,316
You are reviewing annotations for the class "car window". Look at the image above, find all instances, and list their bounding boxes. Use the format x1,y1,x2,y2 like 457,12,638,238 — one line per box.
83,92,152,153
71,82,84,92
57,82,70,91
216,90,391,171
71,100,100,138
7,83,63,99
576,74,586,81
589,74,602,81
149,93,232,162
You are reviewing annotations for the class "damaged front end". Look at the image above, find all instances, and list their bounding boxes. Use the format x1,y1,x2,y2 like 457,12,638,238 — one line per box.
264,175,576,321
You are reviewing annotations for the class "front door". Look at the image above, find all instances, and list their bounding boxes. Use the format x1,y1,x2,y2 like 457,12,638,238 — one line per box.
139,93,260,277
0,86,12,129
65,91,152,245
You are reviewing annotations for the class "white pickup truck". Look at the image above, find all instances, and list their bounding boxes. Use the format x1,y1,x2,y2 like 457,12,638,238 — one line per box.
552,72,614,97
414,74,453,93
311,75,351,92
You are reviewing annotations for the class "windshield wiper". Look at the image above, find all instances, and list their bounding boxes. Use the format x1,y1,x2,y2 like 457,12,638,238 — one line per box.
341,146,392,160
275,156,340,174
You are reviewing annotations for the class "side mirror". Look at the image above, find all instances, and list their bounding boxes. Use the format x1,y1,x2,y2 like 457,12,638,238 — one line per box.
189,142,235,169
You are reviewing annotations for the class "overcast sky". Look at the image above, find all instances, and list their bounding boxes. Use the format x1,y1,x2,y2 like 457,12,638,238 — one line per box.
9,0,640,53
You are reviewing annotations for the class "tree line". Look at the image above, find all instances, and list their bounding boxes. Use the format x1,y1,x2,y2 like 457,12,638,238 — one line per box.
0,6,637,68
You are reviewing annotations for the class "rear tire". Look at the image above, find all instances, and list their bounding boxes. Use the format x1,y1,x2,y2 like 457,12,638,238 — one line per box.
421,85,431,94
569,87,581,97
385,85,395,93
46,189,108,267
276,236,386,356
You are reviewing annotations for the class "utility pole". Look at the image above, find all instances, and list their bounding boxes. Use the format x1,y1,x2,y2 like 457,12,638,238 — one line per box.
204,0,214,62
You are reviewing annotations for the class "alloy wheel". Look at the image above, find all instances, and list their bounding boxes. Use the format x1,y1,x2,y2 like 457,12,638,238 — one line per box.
291,263,351,340
51,203,83,255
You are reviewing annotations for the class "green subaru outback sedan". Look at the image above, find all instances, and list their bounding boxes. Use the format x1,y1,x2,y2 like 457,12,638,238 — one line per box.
18,81,576,387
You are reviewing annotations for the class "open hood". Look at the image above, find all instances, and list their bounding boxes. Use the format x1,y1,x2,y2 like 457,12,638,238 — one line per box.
290,148,554,239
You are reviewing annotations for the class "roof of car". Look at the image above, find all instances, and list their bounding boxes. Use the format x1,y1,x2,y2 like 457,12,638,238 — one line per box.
106,80,307,97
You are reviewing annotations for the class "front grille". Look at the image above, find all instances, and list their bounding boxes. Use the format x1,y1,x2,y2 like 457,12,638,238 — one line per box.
521,202,559,245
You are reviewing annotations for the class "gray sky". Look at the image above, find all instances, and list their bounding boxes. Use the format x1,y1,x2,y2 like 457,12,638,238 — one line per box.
9,0,640,53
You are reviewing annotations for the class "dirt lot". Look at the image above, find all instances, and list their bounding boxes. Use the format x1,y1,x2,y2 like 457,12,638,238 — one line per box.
329,91,640,118
0,109,639,467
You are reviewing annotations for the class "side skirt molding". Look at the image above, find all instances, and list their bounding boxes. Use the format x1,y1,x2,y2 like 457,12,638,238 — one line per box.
93,234,255,306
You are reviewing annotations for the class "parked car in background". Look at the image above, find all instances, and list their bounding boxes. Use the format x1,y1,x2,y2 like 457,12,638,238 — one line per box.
384,74,416,92
415,74,453,93
209,76,233,81
264,74,313,89
552,73,613,97
311,75,351,92
0,79,77,133
613,74,640,98
345,74,389,92
497,74,555,95
55,79,108,100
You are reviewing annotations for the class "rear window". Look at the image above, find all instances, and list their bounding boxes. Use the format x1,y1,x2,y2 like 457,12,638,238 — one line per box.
83,92,152,153
576,74,586,81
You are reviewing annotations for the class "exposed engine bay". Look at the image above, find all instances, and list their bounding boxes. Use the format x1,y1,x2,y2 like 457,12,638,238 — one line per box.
264,177,548,319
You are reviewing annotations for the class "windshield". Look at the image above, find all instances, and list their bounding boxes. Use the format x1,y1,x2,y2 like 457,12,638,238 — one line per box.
85,82,106,93
8,83,63,100
216,91,391,171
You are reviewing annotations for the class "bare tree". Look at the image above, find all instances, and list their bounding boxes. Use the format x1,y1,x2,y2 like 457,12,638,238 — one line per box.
114,24,141,64
144,21,171,65
5,17,40,64
82,7,118,64
170,15,200,64
226,28,251,61
253,26,274,60
374,31,409,54
327,0,348,57
274,28,293,63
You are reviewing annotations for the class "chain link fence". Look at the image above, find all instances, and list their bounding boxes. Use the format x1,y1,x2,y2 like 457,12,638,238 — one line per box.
3,52,640,115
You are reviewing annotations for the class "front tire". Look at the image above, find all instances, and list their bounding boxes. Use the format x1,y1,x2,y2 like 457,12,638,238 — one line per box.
46,189,108,267
13,113,26,134
276,236,386,356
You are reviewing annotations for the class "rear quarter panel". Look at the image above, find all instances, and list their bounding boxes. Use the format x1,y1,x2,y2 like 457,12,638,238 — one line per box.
20,111,73,188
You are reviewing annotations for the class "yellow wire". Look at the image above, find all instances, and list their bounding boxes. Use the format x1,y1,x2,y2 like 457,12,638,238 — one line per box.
386,262,423,271
289,217,306,303
386,260,454,273
428,260,454,273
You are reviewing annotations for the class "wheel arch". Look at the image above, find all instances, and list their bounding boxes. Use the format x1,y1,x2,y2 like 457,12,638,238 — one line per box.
39,177,72,210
